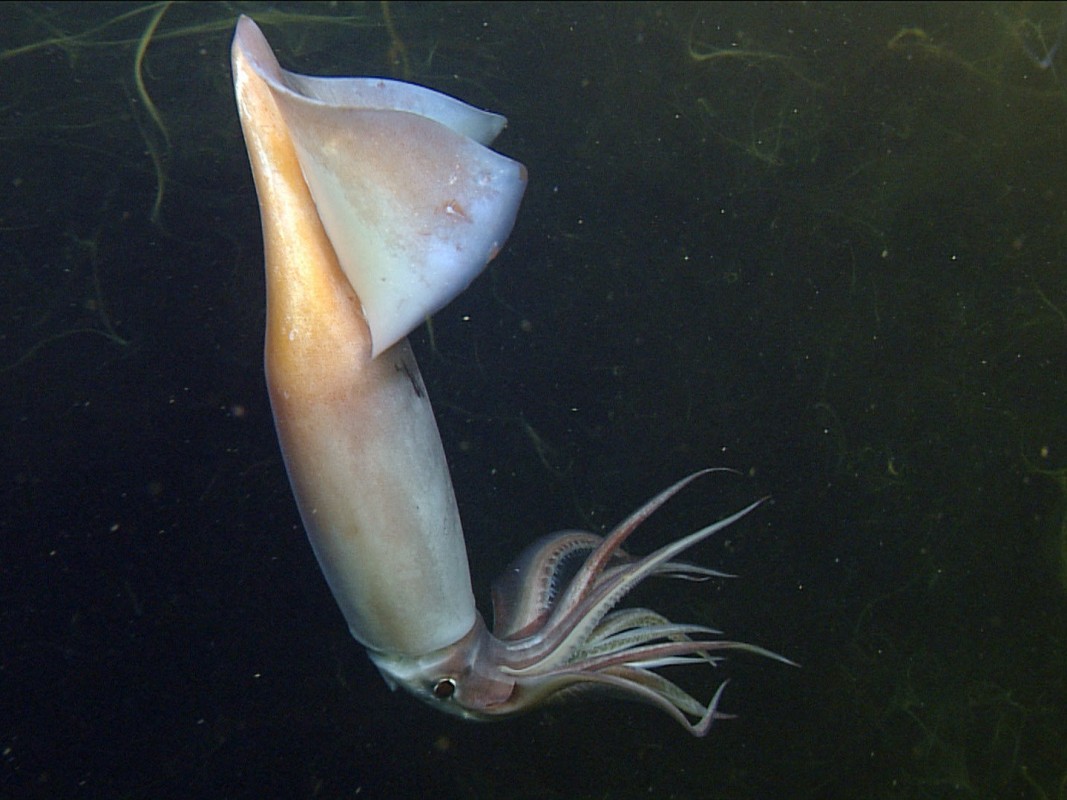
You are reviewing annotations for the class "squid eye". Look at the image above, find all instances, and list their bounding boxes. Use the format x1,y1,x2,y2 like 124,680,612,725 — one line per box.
433,678,457,699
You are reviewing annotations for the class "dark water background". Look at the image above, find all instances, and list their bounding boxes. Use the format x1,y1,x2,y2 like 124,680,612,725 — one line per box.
2,2,1066,798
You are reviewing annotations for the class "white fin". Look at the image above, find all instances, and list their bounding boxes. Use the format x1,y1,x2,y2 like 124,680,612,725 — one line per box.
234,16,527,356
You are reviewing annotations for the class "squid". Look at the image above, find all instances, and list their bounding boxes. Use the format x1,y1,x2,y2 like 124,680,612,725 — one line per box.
231,15,789,736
